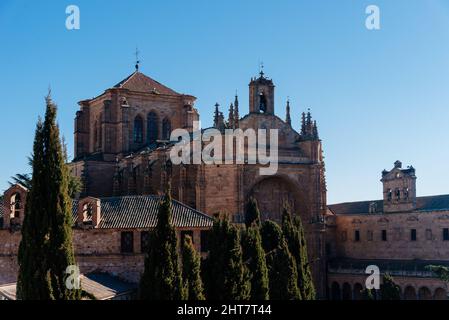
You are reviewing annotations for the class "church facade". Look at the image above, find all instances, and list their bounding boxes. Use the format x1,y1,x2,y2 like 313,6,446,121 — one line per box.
69,68,328,297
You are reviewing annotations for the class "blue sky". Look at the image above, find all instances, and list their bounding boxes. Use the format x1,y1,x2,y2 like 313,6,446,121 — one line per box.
1,0,449,204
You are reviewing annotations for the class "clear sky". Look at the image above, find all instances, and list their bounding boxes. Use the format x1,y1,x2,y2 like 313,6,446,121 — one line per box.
1,0,449,204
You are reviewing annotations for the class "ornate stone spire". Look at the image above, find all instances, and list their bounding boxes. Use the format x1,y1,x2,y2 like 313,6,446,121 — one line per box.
285,98,291,126
301,112,306,135
213,103,225,132
300,109,319,141
228,103,235,129
213,103,220,128
312,120,319,139
234,93,239,127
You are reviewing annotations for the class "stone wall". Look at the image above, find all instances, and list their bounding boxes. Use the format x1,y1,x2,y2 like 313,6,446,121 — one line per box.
0,227,205,285
331,210,449,260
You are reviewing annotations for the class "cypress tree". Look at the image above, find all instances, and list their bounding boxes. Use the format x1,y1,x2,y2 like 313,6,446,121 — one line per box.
17,94,80,300
380,274,401,300
17,118,52,299
242,227,269,300
282,207,316,300
204,218,250,300
294,216,316,299
245,197,261,228
261,220,300,300
140,184,183,299
181,235,205,300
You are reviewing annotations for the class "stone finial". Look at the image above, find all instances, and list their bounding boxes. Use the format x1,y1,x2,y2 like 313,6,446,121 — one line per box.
285,99,291,126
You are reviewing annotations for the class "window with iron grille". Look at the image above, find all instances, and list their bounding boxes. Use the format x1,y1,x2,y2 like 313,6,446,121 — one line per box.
411,229,417,241
443,228,449,241
200,230,210,253
121,231,134,253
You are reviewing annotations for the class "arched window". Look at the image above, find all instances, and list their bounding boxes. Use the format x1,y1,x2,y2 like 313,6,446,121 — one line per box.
395,188,401,201
353,283,364,300
342,283,352,300
259,92,267,113
331,282,341,301
147,112,158,144
404,187,409,200
162,118,171,140
10,193,21,218
133,116,143,143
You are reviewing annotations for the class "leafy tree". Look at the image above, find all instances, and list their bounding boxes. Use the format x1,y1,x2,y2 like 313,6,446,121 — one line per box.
362,288,375,300
203,218,250,300
17,94,81,300
380,274,401,300
242,227,269,300
245,197,261,228
9,173,31,189
261,220,300,300
181,235,205,300
426,265,449,282
140,184,184,300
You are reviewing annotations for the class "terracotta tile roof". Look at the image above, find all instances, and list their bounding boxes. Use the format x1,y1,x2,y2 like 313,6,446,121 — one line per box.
72,195,213,229
328,194,449,215
114,71,180,96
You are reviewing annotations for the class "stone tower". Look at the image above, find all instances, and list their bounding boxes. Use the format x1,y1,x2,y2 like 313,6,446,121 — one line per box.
248,70,275,115
381,160,417,213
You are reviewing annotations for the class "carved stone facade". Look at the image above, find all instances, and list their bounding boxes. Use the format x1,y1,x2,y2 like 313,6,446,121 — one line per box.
69,69,328,297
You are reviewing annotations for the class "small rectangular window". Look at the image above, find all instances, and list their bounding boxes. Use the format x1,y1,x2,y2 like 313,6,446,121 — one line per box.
354,230,360,242
200,230,210,253
121,231,134,253
140,231,150,253
411,229,417,241
443,228,449,241
341,231,347,242
381,230,387,241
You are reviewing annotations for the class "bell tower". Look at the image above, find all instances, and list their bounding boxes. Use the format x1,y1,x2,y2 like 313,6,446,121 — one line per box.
249,68,275,115
381,160,417,213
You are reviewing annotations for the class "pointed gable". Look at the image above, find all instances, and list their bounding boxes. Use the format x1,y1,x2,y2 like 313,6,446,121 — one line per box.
114,71,180,96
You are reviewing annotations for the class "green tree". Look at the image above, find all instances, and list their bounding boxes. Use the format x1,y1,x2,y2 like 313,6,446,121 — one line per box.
245,197,261,228
17,94,81,300
203,218,250,300
282,207,316,300
242,227,269,300
426,265,449,282
261,220,300,300
380,274,401,300
362,288,375,300
140,184,184,300
181,235,205,300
